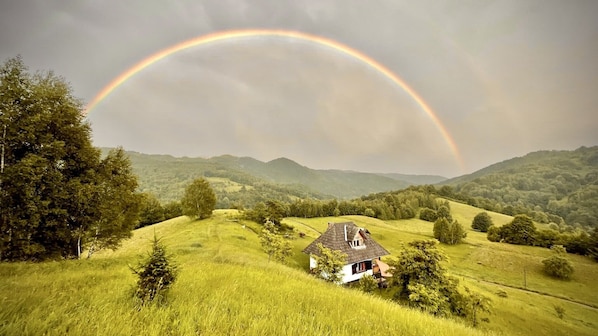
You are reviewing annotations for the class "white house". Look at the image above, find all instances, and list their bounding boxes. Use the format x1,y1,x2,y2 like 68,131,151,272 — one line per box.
302,221,390,284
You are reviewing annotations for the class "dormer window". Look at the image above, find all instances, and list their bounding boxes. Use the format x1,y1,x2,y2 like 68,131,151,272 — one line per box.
350,237,365,249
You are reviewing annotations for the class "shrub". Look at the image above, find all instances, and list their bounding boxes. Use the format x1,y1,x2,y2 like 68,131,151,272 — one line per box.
554,304,566,319
542,245,574,280
419,208,438,222
357,274,378,293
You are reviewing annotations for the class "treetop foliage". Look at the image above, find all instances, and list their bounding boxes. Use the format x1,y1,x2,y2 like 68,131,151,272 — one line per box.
181,178,216,220
388,240,490,320
312,243,347,284
0,57,140,261
259,221,292,263
490,215,537,246
472,212,493,232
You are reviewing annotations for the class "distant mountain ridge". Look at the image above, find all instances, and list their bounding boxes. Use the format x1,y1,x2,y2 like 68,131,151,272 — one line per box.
108,149,447,203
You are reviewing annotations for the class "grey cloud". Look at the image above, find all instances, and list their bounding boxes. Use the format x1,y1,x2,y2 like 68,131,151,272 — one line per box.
2,0,597,177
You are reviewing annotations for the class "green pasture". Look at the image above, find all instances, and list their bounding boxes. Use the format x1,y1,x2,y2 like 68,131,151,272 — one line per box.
2,204,597,336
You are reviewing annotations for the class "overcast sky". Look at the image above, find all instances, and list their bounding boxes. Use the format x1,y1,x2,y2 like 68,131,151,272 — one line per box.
1,0,597,177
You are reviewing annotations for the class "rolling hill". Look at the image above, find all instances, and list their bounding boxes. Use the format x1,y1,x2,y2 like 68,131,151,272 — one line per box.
2,202,598,335
442,146,598,228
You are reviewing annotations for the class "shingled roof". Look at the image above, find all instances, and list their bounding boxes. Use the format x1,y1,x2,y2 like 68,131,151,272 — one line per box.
302,222,390,264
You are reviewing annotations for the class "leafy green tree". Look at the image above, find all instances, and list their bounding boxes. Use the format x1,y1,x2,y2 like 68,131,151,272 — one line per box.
472,212,493,232
542,245,574,279
387,240,479,317
388,240,451,315
436,205,452,222
500,215,537,245
260,221,292,263
85,148,141,258
465,287,492,327
357,274,378,293
137,193,165,228
487,225,501,242
131,234,177,306
162,201,183,220
244,201,267,223
419,207,438,222
0,57,140,261
312,243,347,284
434,218,466,245
181,178,216,219
264,200,288,225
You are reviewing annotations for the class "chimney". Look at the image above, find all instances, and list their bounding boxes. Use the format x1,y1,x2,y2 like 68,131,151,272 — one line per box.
344,224,348,241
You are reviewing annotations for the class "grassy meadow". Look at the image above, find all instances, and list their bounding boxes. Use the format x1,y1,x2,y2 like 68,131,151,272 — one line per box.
1,204,597,335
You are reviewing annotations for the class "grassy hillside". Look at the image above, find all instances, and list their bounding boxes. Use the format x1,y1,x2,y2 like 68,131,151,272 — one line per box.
3,203,598,335
284,205,598,336
1,211,487,336
443,146,598,228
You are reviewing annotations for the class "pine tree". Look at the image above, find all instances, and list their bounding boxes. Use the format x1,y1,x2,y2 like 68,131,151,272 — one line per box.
132,234,177,306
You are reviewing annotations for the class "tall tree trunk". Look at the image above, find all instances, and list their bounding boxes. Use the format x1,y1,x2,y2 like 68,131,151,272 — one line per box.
87,227,100,259
77,236,81,259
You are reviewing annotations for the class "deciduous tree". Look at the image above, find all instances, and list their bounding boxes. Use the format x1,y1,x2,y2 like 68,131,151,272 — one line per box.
472,212,493,232
0,57,140,260
260,221,292,263
181,178,216,219
387,240,482,317
312,243,347,284
499,215,537,245
434,217,466,245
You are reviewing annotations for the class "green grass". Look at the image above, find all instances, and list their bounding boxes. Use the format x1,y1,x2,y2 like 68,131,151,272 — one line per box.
0,210,487,336
2,204,598,335
283,204,598,336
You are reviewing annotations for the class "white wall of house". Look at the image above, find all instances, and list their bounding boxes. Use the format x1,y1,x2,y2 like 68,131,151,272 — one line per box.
309,256,373,284
341,263,373,283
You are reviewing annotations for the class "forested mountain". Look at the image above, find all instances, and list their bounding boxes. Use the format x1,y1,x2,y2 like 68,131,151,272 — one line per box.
443,146,598,228
209,155,416,197
117,150,431,206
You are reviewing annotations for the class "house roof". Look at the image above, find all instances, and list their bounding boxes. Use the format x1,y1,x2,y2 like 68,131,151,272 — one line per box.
302,222,390,264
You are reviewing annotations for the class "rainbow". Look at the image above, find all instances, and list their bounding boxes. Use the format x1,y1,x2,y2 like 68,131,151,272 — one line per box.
84,29,463,169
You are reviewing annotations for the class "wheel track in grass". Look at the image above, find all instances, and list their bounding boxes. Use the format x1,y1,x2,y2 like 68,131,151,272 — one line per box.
456,273,598,311
284,219,322,236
